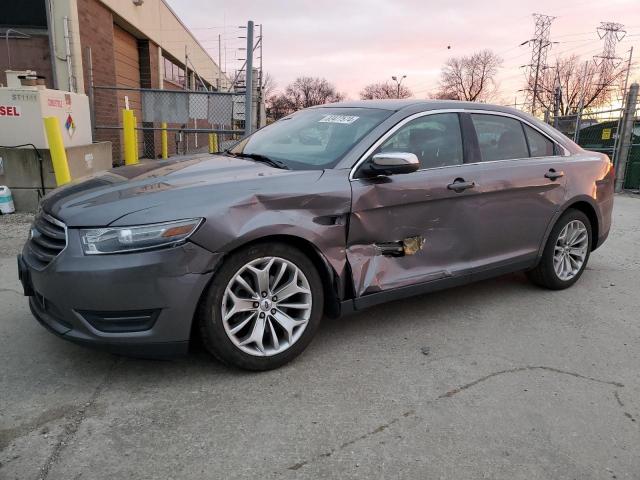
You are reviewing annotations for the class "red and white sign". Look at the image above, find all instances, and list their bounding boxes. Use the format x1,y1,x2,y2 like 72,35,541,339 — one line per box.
47,98,64,108
0,105,21,117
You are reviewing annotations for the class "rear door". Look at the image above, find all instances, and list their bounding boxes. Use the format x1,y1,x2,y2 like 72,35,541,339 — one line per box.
468,112,567,270
346,111,484,297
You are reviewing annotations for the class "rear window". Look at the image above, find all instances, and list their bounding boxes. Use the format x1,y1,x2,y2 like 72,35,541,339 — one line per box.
471,114,529,161
524,124,556,157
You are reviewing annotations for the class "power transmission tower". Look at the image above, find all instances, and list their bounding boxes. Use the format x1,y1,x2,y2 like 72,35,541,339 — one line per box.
522,13,555,116
594,22,626,74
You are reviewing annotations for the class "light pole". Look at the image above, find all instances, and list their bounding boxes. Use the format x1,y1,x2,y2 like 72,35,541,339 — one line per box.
391,75,406,99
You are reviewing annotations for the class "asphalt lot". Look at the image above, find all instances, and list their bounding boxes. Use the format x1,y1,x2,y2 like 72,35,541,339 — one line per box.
1,196,639,480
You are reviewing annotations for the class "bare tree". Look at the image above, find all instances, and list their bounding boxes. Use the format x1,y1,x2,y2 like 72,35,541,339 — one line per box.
266,76,345,121
266,93,292,122
528,54,630,115
284,76,345,109
261,72,277,99
360,81,413,100
436,49,503,101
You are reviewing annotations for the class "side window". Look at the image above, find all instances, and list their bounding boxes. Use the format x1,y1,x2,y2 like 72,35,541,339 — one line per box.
524,124,556,157
375,113,463,169
471,114,529,161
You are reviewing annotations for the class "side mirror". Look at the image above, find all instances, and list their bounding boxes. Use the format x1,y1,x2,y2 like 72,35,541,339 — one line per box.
361,152,420,177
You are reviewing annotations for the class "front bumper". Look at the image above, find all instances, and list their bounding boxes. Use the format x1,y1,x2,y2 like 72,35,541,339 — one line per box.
19,229,222,357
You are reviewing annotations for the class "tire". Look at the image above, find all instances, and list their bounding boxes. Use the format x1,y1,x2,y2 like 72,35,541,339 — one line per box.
197,242,324,370
527,209,592,290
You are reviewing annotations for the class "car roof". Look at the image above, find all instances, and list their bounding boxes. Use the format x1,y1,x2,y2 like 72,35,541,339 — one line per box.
314,98,520,114
314,99,579,153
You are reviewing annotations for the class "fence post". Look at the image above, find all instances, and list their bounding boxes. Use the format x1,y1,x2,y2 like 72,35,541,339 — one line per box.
133,114,139,163
86,46,95,136
615,82,639,193
573,100,584,143
43,117,71,186
553,86,561,129
122,109,137,165
161,122,168,159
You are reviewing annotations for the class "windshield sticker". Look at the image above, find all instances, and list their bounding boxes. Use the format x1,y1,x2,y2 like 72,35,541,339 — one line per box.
319,114,359,124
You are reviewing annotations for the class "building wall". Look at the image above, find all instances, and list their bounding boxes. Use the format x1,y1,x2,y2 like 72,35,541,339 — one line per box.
0,33,54,88
139,40,162,158
49,0,85,93
113,24,143,159
77,0,120,162
99,0,229,90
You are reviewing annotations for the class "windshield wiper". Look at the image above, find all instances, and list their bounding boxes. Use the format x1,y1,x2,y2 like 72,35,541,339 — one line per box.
234,152,290,170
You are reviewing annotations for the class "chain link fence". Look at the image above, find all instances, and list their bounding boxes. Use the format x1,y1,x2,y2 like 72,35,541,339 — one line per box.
548,106,639,190
91,86,247,162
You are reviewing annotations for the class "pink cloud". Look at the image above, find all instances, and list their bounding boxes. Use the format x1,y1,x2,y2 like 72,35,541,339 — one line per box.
168,0,640,101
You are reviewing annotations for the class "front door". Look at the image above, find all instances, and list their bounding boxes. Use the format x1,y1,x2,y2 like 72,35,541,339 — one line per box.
346,112,483,297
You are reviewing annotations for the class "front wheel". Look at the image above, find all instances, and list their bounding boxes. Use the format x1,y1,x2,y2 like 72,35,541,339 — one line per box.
197,242,324,370
527,209,592,290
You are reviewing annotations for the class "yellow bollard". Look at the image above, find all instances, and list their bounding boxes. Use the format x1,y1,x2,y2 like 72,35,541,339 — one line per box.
122,109,137,165
133,114,139,163
161,122,168,159
43,117,71,186
208,133,218,154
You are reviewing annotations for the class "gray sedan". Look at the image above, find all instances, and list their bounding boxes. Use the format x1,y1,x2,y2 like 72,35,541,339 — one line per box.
18,100,614,370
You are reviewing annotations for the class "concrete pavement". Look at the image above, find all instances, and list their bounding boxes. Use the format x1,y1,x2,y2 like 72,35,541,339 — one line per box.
1,196,639,479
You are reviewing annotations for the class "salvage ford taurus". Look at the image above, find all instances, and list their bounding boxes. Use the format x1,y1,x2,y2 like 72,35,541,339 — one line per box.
18,100,614,370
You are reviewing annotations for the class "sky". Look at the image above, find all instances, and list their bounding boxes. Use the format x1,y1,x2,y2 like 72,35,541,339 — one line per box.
167,0,640,104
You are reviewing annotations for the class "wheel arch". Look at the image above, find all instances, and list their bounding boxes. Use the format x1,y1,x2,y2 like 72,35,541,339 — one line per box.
195,234,345,325
565,200,599,250
538,196,601,261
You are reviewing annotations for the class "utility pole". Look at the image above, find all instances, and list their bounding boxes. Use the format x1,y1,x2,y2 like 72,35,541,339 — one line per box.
244,20,254,136
391,75,406,99
522,13,555,116
614,83,638,192
218,33,222,90
610,46,634,165
258,23,263,128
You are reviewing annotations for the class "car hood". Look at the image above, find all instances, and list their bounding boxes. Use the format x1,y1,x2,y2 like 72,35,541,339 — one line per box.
42,154,325,226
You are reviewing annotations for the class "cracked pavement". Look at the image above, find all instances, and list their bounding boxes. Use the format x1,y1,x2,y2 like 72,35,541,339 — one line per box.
1,195,639,479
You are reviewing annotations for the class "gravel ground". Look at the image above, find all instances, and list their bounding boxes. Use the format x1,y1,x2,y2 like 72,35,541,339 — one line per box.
0,213,32,257
0,196,639,480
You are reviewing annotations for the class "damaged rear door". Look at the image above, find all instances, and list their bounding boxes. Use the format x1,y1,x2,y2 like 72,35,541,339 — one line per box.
346,111,483,297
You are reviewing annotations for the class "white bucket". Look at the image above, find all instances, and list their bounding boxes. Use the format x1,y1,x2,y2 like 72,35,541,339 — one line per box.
0,186,15,214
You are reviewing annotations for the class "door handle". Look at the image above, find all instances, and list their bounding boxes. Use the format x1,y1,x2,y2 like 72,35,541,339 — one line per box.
544,169,564,181
447,179,475,193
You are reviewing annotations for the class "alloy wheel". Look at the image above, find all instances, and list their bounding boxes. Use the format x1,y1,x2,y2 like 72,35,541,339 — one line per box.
221,256,313,356
553,220,588,281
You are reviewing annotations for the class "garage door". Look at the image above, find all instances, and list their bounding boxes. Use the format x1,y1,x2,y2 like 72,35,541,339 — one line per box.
114,24,142,157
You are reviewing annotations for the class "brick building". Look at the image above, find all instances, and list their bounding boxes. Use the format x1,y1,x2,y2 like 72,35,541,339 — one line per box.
1,0,231,162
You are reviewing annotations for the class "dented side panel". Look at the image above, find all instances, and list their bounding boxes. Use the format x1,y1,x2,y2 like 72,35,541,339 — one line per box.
185,169,353,297
347,165,485,296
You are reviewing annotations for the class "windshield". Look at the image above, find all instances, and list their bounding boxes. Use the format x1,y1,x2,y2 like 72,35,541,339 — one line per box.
228,107,392,170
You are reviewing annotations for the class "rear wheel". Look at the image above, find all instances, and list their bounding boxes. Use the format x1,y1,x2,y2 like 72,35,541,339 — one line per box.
527,209,592,290
198,242,323,370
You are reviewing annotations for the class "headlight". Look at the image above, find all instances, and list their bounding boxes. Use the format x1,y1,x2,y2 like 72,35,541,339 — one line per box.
80,218,203,255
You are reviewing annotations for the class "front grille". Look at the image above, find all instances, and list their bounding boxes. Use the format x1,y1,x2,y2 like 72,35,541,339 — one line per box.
26,212,67,268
